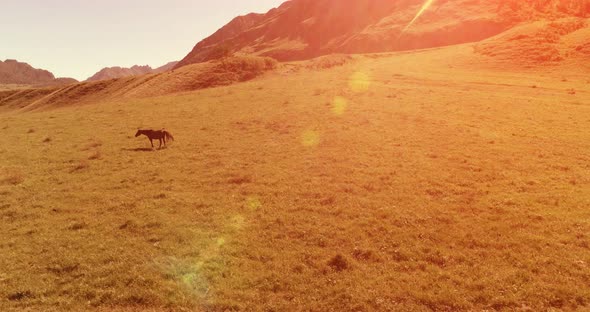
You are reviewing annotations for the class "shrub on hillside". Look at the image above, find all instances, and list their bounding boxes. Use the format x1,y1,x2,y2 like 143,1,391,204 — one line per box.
217,56,277,78
192,56,277,89
306,54,353,70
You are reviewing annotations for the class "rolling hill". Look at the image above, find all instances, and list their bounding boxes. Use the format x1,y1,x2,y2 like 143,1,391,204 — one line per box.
475,17,590,66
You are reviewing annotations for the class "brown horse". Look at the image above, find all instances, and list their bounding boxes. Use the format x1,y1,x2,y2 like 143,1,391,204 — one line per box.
135,129,174,149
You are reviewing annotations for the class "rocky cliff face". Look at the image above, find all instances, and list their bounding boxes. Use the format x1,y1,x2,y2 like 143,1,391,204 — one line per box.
176,0,589,69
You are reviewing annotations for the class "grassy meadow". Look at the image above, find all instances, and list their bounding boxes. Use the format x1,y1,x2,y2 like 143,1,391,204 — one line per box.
1,47,590,311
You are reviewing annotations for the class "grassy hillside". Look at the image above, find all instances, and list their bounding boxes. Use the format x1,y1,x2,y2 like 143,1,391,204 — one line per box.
1,45,590,311
475,17,590,66
0,57,277,112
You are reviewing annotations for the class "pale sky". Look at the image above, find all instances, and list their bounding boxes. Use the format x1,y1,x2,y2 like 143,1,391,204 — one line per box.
0,0,286,81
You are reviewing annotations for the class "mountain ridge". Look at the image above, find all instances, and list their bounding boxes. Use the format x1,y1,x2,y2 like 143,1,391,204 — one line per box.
0,59,78,86
86,61,178,82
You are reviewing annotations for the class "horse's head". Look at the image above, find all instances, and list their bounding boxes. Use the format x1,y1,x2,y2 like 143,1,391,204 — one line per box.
135,130,142,137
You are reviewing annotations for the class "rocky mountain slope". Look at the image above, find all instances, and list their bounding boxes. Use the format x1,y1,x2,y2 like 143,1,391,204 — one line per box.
153,61,179,73
176,0,590,68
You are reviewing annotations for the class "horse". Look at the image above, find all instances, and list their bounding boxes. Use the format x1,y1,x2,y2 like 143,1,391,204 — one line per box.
135,129,174,149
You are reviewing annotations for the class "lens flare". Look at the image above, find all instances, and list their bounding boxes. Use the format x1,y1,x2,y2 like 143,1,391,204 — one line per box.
402,0,436,33
332,96,348,115
230,214,245,230
157,257,209,299
245,196,261,211
301,130,320,147
349,72,370,93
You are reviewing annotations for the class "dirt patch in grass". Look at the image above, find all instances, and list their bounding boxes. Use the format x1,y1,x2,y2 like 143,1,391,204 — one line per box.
88,150,102,160
70,160,90,172
327,254,349,272
7,290,34,301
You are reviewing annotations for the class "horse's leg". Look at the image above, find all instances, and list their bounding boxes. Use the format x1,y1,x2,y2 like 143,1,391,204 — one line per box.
159,138,162,149
150,138,154,148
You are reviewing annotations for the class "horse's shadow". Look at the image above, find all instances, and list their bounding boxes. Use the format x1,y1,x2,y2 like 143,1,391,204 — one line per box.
122,147,156,152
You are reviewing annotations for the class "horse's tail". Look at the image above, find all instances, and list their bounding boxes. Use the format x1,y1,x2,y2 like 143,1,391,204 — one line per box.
164,131,174,142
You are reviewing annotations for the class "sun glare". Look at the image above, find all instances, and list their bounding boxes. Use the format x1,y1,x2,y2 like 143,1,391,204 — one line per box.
402,0,437,33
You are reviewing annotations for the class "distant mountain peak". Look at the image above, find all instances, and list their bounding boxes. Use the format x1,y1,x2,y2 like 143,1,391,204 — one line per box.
85,61,178,82
0,59,77,86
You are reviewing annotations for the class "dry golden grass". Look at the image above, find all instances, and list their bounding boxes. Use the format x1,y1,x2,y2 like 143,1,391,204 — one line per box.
1,45,590,311
0,84,32,91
